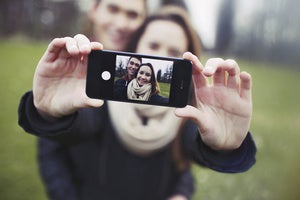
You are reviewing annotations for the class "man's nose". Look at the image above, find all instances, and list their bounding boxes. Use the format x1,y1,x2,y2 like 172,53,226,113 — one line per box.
114,14,129,30
155,49,168,57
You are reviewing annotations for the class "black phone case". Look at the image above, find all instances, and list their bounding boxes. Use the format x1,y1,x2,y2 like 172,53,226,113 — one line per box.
86,50,192,107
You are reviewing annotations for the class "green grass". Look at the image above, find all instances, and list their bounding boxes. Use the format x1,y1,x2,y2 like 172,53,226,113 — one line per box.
0,40,48,199
158,82,170,97
1,40,300,200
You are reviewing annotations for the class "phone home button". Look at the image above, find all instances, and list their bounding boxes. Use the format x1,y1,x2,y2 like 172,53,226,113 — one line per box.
101,71,111,81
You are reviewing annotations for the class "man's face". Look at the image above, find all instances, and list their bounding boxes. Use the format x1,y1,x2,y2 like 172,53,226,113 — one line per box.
127,57,141,78
91,0,146,51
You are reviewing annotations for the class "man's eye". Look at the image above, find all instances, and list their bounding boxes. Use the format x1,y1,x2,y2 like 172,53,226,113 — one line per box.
169,49,182,58
108,5,119,14
149,42,159,50
127,11,138,19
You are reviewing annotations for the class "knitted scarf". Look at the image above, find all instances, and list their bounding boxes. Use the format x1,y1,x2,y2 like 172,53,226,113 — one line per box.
107,101,183,155
127,79,152,101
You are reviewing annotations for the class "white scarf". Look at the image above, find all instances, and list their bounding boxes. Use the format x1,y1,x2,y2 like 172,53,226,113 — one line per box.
127,79,152,101
107,101,183,155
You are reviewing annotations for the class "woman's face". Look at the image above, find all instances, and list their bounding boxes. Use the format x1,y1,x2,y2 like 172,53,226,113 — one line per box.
137,65,152,86
90,0,146,51
136,20,188,57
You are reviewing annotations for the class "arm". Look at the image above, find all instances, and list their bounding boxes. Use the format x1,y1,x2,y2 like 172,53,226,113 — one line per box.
175,52,256,171
19,35,103,135
182,120,256,173
176,52,253,151
18,91,106,141
18,34,105,138
33,34,103,119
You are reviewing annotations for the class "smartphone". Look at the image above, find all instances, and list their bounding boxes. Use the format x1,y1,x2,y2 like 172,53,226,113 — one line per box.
86,50,192,107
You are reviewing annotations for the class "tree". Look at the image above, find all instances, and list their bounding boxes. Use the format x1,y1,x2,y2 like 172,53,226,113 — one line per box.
215,0,235,54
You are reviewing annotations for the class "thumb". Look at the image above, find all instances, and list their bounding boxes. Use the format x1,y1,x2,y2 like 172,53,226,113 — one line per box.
175,105,203,120
175,105,208,134
85,98,104,108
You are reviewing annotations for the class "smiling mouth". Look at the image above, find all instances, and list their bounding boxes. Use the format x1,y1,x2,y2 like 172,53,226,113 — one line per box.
128,69,135,75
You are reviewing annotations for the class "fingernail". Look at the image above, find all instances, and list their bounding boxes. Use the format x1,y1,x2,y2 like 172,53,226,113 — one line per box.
80,44,90,52
204,65,213,73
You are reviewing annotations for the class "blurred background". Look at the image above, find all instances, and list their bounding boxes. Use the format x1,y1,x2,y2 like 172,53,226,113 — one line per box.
0,0,299,199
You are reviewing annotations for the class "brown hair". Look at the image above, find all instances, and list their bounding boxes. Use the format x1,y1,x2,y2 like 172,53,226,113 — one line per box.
127,5,202,171
127,5,202,58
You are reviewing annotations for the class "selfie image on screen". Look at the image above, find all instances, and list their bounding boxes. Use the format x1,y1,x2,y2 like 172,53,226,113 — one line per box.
113,55,173,104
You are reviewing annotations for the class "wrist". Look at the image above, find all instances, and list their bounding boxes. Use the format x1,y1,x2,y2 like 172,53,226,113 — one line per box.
36,109,62,122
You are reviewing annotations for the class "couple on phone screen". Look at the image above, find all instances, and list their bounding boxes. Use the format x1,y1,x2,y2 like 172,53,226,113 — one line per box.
114,56,167,104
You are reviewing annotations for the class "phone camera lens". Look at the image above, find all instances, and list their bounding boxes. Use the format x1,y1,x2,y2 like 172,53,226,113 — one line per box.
101,71,111,81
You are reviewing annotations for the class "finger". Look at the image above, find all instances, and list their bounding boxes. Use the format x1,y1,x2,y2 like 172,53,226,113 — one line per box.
213,68,226,86
183,52,207,88
204,58,225,85
85,98,104,108
192,70,207,89
224,59,240,89
240,71,252,101
183,52,203,74
74,34,91,54
175,105,208,132
79,42,102,65
91,42,103,50
65,36,80,56
175,105,199,119
44,38,67,62
203,58,223,75
204,58,240,88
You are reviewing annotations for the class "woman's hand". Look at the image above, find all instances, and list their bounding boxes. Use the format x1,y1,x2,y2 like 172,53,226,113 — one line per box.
33,34,104,119
175,52,252,150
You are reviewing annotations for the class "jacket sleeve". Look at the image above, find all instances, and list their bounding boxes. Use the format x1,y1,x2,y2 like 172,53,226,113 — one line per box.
18,91,77,138
182,120,257,173
37,138,79,200
18,91,105,142
171,168,195,200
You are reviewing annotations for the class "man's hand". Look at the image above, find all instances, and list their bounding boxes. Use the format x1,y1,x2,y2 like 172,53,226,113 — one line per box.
33,34,104,119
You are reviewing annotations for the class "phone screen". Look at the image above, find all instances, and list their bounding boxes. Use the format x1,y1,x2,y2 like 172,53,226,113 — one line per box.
86,50,192,107
115,55,174,102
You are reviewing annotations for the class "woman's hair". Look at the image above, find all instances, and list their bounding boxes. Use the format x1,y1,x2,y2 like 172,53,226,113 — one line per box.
127,6,203,171
127,5,200,107
135,63,160,96
127,5,202,58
